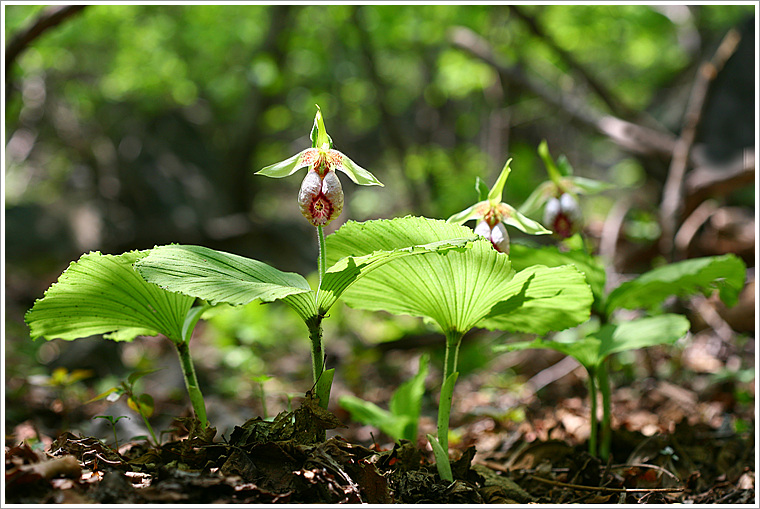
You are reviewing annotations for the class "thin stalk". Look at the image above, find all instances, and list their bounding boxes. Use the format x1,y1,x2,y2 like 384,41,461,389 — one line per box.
174,342,208,428
137,404,159,445
437,330,464,460
311,225,332,409
587,367,598,458
317,225,327,289
597,361,612,461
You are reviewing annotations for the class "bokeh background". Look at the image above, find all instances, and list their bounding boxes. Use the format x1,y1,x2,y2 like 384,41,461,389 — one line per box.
4,4,755,446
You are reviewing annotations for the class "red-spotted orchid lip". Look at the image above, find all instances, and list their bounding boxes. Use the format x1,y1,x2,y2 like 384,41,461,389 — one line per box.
298,169,344,227
544,193,582,239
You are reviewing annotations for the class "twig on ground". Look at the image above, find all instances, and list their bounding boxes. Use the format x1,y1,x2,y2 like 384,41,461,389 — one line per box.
529,474,685,493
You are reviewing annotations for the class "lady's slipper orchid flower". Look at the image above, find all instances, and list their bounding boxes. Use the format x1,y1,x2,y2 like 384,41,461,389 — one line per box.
519,140,611,239
543,192,583,239
256,106,383,227
447,158,551,253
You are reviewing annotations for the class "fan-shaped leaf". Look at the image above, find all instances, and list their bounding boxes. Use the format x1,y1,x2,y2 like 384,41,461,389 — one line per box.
318,237,476,314
25,251,195,343
326,216,592,336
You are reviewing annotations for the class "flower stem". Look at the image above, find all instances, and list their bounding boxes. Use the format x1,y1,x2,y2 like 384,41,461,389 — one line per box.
174,342,208,428
317,225,327,289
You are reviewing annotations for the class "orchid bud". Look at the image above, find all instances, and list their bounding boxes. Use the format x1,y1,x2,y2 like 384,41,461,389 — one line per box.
474,219,510,253
543,193,582,239
298,169,344,227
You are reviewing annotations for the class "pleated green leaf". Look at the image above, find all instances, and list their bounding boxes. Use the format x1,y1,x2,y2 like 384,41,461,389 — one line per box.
135,245,313,307
509,243,607,312
25,251,195,343
326,216,593,335
317,236,476,315
605,254,746,315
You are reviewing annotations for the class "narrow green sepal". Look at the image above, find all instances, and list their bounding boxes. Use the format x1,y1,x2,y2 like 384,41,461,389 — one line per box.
256,151,307,178
338,154,384,186
487,158,512,204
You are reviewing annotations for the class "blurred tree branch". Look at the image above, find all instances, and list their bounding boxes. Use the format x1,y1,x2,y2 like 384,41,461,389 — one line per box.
5,5,87,79
507,5,637,120
658,28,742,259
448,26,679,162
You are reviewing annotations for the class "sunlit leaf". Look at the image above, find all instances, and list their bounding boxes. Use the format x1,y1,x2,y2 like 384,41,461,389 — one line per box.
135,245,313,307
128,393,155,418
479,264,594,335
326,216,592,336
509,243,607,312
605,254,746,315
596,314,690,360
25,251,195,344
318,234,476,315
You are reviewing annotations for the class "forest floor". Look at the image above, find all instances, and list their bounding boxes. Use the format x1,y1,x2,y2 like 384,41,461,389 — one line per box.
5,330,755,505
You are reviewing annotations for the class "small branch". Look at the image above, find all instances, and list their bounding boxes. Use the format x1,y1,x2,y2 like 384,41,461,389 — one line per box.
658,28,742,259
449,27,679,160
609,462,682,483
508,5,635,119
673,199,719,253
599,196,632,292
529,474,685,494
684,149,755,215
5,5,87,76
526,355,581,393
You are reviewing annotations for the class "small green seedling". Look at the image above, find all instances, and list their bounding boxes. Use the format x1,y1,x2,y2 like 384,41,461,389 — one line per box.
93,415,130,450
89,369,163,445
339,353,430,443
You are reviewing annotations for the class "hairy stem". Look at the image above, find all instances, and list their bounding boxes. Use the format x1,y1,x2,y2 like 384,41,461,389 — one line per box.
306,314,331,408
597,361,612,461
174,342,208,428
